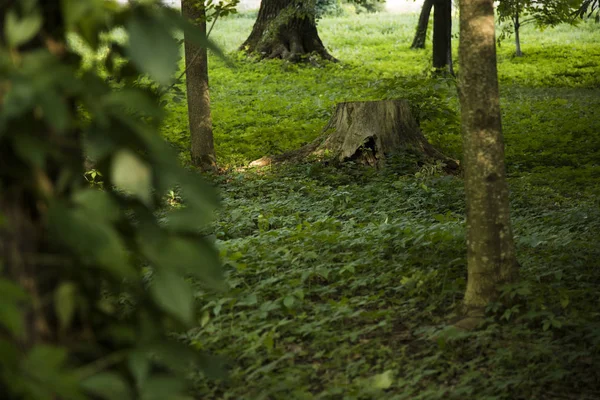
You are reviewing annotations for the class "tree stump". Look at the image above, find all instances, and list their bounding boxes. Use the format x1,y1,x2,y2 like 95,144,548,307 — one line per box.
250,100,459,171
240,0,336,62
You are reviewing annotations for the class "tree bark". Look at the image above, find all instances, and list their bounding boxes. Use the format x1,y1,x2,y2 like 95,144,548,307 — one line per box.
458,0,519,316
250,100,459,171
182,0,217,171
240,0,336,62
411,0,434,49
513,11,523,57
433,0,453,74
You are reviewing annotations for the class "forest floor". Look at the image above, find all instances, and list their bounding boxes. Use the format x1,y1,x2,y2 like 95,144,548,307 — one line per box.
161,13,600,399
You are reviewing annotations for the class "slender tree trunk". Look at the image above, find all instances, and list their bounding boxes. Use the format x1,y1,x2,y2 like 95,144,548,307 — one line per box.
240,0,336,62
514,11,523,56
433,0,453,74
182,0,217,171
411,0,434,49
458,0,519,316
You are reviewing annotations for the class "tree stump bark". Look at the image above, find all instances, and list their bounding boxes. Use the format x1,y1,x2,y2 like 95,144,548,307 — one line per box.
240,0,336,62
250,100,459,171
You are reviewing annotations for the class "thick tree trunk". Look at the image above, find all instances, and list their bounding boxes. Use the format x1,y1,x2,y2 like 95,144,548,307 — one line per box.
182,0,217,171
433,0,453,74
458,0,519,319
411,0,434,49
240,0,336,62
250,100,459,171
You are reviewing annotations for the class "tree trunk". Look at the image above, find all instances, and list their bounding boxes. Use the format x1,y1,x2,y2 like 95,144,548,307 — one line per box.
458,0,519,319
514,12,523,56
250,100,459,171
240,0,336,62
411,0,434,49
433,0,453,74
182,0,217,171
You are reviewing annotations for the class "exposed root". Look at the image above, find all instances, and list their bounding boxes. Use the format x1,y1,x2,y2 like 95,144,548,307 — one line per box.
452,307,486,331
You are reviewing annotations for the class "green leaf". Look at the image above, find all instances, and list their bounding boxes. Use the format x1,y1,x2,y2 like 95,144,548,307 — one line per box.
164,205,215,232
145,340,201,373
371,370,394,389
0,278,29,301
54,282,76,332
38,91,71,133
542,320,551,331
197,352,228,380
150,268,194,325
154,163,218,226
81,372,132,400
47,201,136,279
110,114,178,174
200,310,210,327
2,80,36,120
126,14,179,86
72,190,120,223
111,150,152,206
61,0,107,49
0,279,29,337
0,338,19,369
103,89,162,119
239,293,257,306
139,231,223,288
175,169,219,215
12,134,48,167
4,11,42,48
140,376,186,400
128,350,150,390
551,318,563,328
22,345,68,377
83,124,118,162
0,296,25,337
21,345,84,400
283,296,295,309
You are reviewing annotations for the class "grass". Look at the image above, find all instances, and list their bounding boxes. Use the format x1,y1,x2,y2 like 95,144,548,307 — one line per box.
160,11,600,399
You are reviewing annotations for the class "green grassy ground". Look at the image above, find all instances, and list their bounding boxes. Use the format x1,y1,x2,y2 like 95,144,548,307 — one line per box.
162,12,600,399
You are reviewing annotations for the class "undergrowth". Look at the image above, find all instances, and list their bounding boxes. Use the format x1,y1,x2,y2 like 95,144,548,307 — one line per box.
178,162,600,399
157,11,600,400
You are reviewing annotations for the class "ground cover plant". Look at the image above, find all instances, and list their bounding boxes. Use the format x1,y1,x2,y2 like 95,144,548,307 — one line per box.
157,10,600,400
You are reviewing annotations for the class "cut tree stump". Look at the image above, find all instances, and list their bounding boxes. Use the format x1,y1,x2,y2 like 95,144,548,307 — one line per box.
250,99,459,171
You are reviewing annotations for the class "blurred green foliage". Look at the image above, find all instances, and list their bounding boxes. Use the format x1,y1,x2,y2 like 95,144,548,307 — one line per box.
0,0,223,398
316,0,386,17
